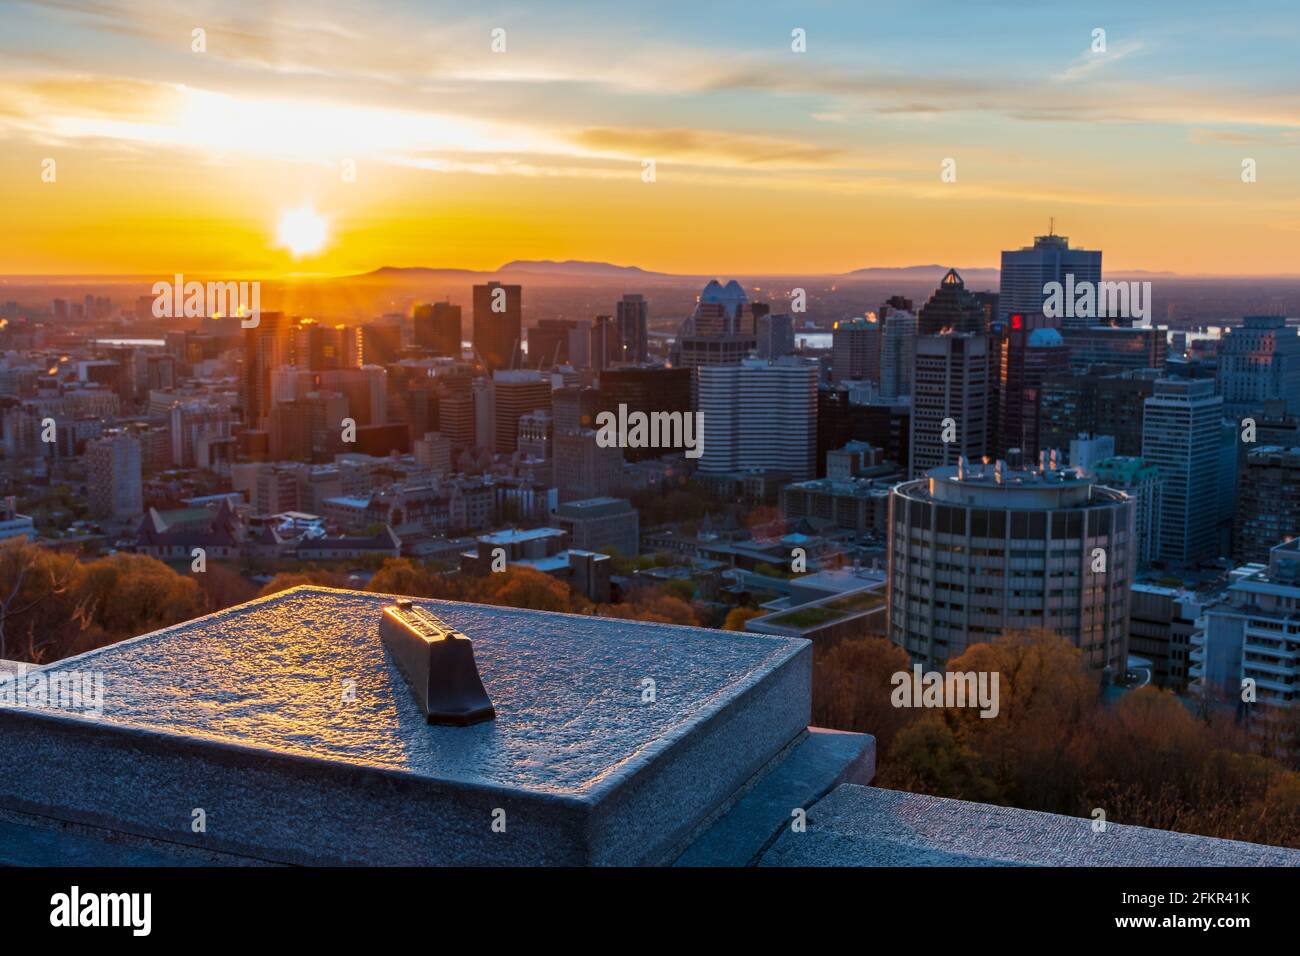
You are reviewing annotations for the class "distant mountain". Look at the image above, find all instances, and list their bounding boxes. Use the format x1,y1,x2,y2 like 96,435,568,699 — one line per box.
359,266,484,278
354,261,1182,284
498,259,666,278
841,264,1001,282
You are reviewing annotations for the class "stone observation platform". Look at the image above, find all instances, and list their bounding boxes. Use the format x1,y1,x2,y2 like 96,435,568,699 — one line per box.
0,586,1296,866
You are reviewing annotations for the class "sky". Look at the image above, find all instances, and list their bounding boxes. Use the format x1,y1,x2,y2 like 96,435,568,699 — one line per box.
2,0,1299,277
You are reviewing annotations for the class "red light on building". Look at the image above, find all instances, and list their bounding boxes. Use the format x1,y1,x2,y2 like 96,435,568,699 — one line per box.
1011,314,1023,330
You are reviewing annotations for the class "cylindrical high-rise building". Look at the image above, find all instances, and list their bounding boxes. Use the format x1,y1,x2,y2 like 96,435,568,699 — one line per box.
888,456,1135,677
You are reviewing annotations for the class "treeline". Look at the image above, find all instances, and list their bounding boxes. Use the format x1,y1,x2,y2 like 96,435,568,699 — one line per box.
257,558,703,626
0,541,719,667
0,540,207,662
813,628,1300,849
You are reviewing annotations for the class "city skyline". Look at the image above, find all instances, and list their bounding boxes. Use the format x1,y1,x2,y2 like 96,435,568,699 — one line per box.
5,0,1300,898
5,1,1300,277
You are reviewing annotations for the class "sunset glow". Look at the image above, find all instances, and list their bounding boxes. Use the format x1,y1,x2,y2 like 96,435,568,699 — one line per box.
3,1,1299,277
276,206,330,259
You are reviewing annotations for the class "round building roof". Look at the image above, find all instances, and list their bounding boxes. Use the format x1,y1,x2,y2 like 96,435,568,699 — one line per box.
1027,327,1064,348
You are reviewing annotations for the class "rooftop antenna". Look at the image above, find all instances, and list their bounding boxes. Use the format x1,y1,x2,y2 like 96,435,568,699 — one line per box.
1049,216,1055,236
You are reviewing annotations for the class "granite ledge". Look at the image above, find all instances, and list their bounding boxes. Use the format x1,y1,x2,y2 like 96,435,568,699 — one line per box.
757,784,1300,867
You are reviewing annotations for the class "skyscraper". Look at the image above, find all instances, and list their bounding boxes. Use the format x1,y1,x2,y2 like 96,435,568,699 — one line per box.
527,319,578,369
492,369,551,455
472,281,522,373
999,232,1102,329
1061,326,1166,373
1233,445,1300,565
1039,368,1155,457
270,391,348,462
831,317,879,383
1141,378,1224,566
437,390,476,453
909,332,992,477
241,311,291,429
697,358,817,480
917,269,986,335
1216,315,1300,420
879,295,913,318
998,319,1069,459
359,323,403,366
413,302,462,357
295,320,348,371
551,385,600,435
674,280,758,369
615,294,649,364
692,280,749,336
319,366,387,427
756,312,795,361
879,309,918,401
597,366,692,461
591,314,620,372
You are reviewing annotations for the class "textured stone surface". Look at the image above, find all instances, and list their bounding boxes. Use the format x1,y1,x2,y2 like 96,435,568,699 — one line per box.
0,813,217,866
758,784,1300,867
674,727,875,867
0,587,811,865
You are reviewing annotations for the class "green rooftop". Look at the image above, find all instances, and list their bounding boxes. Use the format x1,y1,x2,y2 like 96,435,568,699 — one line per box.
1093,457,1158,483
761,588,886,631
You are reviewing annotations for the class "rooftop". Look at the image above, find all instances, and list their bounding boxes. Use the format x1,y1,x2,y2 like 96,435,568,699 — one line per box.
747,584,887,636
0,587,810,865
478,526,566,545
1093,456,1159,482
1,586,1295,868
554,497,632,516
902,460,1126,510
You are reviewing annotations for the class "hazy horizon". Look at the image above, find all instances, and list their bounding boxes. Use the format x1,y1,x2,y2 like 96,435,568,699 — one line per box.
5,1,1300,277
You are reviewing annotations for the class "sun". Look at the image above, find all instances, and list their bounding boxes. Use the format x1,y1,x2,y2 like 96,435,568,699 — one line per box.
276,206,329,258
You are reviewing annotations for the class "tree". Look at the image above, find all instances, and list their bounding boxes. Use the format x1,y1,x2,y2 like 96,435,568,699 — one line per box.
0,544,216,663
661,578,696,603
600,594,698,626
257,569,349,597
722,607,763,631
883,713,1000,802
937,628,1098,812
366,558,445,598
811,635,914,753
0,539,88,662
472,566,584,613
195,561,259,612
79,553,206,639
